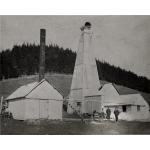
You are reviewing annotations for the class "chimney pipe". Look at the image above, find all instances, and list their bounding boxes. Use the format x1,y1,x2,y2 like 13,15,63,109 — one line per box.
39,29,46,81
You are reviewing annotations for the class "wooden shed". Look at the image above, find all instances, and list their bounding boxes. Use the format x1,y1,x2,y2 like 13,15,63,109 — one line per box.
5,79,63,120
100,83,150,121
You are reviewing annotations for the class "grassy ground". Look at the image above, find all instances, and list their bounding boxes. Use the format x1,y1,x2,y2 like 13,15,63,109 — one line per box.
1,119,150,135
0,73,72,99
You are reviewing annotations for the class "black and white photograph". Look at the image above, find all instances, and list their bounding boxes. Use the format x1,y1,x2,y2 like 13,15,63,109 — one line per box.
0,15,150,135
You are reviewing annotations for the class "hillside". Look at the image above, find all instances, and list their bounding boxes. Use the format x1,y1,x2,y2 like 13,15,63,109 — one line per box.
0,43,150,93
0,73,150,105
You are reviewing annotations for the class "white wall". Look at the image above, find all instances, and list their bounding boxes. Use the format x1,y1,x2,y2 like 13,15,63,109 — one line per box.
101,84,120,102
26,80,63,100
48,100,63,120
25,99,63,120
7,97,63,120
8,98,25,120
25,99,40,120
39,100,49,119
84,98,101,114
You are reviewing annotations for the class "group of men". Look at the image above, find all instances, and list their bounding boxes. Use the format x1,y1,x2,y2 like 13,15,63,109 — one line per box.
93,107,120,122
106,107,120,122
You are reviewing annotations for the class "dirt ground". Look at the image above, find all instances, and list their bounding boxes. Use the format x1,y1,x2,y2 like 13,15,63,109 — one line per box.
1,119,150,135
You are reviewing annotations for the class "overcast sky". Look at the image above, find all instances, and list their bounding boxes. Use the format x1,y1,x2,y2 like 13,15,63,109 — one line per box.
0,16,150,79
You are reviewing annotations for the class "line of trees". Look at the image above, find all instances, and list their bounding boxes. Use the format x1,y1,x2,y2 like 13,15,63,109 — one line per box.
0,43,150,93
96,60,150,93
0,43,76,79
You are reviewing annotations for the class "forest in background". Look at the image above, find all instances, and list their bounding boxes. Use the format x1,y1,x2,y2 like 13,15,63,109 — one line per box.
0,43,150,93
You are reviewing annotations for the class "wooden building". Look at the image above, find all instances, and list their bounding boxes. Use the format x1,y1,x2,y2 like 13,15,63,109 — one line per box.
5,79,63,120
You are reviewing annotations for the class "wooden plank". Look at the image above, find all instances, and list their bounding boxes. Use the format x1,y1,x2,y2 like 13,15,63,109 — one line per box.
0,96,4,135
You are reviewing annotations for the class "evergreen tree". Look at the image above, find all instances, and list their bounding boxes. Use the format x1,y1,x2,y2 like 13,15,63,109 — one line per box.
0,43,150,93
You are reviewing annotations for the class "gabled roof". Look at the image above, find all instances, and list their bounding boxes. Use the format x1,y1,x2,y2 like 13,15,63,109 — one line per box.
100,83,120,96
6,81,39,100
6,79,63,101
113,84,150,105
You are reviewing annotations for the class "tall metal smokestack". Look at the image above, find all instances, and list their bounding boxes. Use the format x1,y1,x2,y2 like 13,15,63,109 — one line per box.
39,29,46,81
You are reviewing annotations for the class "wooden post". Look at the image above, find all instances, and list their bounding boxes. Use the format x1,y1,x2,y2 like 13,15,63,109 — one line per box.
0,96,4,135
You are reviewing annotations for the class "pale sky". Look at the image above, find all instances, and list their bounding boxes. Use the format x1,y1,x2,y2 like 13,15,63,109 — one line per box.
0,16,150,79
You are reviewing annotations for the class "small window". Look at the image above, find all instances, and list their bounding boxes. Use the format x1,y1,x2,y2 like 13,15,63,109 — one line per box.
127,105,131,111
122,105,127,112
137,105,140,111
77,102,81,106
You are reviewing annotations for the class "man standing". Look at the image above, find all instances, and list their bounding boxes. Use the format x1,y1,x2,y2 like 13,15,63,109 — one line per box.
114,107,120,122
106,107,111,120
101,108,105,119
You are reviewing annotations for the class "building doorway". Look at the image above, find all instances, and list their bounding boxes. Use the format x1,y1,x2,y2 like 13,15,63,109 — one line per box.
122,105,127,112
